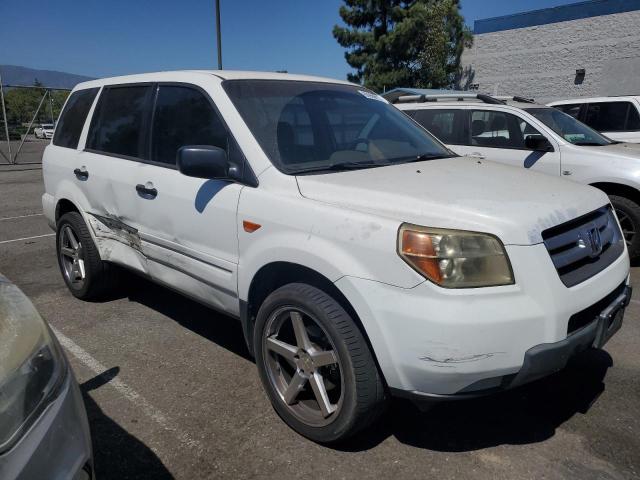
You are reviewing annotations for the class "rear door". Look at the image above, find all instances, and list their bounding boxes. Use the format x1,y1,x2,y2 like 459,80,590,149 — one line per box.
453,108,561,176
114,83,243,314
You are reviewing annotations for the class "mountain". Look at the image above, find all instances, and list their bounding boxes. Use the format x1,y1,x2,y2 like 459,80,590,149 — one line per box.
0,65,94,89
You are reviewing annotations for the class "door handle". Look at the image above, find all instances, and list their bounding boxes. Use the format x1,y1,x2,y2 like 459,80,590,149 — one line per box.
73,167,89,180
136,182,158,199
469,152,485,159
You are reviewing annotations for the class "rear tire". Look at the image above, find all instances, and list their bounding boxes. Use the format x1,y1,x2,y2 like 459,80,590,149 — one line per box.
254,283,386,443
56,211,118,300
610,195,640,260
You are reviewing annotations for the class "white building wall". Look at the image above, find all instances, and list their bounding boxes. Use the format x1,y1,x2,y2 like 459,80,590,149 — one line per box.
460,10,640,103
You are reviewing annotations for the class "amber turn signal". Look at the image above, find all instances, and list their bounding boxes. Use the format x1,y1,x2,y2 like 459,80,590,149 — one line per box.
243,220,262,233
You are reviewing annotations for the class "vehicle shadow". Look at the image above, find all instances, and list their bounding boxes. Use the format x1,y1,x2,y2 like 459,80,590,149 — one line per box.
124,276,253,361
81,367,174,480
341,348,612,452
116,275,613,454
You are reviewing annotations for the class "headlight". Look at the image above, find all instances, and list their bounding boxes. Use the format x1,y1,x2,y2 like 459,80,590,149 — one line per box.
398,224,514,288
0,277,66,453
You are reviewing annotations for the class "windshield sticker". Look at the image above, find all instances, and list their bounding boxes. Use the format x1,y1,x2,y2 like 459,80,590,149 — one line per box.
358,90,388,103
564,134,586,142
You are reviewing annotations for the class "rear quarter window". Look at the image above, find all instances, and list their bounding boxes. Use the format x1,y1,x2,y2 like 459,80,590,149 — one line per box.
52,88,99,149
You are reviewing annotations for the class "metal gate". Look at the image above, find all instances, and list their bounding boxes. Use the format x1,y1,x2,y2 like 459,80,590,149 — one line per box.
0,74,70,165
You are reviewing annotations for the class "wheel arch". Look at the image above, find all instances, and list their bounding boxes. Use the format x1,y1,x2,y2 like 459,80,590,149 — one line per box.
590,182,640,205
55,197,81,222
241,262,387,386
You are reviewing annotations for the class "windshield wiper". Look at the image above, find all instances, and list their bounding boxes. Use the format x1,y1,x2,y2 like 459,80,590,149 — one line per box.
293,161,381,174
573,142,606,146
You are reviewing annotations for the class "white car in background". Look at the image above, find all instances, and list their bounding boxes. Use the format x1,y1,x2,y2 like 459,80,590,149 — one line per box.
34,123,55,139
548,96,640,144
42,72,630,443
390,90,640,259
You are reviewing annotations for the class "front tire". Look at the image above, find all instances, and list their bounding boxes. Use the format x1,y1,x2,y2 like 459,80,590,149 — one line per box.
610,195,640,260
254,283,385,443
56,211,117,300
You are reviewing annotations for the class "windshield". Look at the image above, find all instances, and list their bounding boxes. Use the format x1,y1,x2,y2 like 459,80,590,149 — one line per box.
525,107,612,146
223,80,453,174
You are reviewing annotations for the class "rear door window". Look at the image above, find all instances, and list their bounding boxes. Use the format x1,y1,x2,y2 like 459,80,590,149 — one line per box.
408,109,468,145
150,85,228,166
584,102,634,132
87,85,152,159
52,88,99,149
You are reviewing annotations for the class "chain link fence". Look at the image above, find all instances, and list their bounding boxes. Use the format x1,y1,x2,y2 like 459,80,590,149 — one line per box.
0,77,70,165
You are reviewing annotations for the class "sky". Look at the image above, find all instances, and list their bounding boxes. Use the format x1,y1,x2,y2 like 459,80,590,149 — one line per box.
1,0,575,81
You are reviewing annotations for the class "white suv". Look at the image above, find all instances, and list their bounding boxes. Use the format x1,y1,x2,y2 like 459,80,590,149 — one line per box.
548,96,640,144
43,72,630,443
392,91,640,259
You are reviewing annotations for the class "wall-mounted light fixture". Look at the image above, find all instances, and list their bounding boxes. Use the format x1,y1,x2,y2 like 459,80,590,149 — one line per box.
575,68,586,85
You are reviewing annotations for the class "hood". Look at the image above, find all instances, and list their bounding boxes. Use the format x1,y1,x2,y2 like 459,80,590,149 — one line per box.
589,141,640,159
296,157,610,245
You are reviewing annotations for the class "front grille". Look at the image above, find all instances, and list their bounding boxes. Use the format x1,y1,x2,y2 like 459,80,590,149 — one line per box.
542,206,624,287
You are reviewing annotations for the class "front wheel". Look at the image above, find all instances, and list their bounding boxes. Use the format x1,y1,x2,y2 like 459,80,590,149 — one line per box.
254,283,385,443
610,195,640,260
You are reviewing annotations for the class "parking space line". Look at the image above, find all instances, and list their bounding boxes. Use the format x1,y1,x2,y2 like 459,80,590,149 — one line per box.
0,233,54,245
0,213,44,221
50,325,206,456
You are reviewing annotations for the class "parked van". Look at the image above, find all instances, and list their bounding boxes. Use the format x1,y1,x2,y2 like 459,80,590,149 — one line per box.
548,96,640,143
43,72,630,442
391,91,640,259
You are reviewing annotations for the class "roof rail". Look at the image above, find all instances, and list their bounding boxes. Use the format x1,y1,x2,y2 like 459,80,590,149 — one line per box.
494,95,536,104
391,92,506,105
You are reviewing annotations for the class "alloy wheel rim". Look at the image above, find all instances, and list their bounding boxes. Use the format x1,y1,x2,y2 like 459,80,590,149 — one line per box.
263,306,343,427
615,209,635,246
59,225,86,287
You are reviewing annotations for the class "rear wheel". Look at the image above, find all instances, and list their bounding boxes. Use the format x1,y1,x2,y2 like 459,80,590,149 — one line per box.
610,195,640,260
56,212,118,300
254,283,385,443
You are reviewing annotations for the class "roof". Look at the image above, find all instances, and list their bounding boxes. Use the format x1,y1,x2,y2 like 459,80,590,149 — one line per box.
74,70,354,90
548,95,640,105
475,0,640,34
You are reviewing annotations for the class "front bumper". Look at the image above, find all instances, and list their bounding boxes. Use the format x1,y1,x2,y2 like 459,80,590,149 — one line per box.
0,371,93,480
336,242,630,396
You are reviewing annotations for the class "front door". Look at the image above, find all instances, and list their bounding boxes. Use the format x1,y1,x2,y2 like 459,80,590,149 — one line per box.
454,109,562,177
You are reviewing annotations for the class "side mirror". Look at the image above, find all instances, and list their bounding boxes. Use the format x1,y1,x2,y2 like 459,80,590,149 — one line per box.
177,146,239,180
525,135,554,152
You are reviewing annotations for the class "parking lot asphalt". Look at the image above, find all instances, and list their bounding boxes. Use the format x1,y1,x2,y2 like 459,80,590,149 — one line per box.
1,167,639,480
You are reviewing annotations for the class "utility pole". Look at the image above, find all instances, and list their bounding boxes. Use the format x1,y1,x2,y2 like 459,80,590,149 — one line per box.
216,0,222,70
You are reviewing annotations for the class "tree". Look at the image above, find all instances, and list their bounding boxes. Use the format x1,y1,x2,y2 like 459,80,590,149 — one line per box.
333,0,472,92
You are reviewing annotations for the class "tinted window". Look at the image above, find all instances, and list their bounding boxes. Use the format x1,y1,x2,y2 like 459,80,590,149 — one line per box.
584,102,631,132
627,104,640,131
525,107,611,146
151,86,227,165
223,80,452,174
52,88,99,149
87,85,151,158
470,110,532,149
408,109,467,145
556,104,582,119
